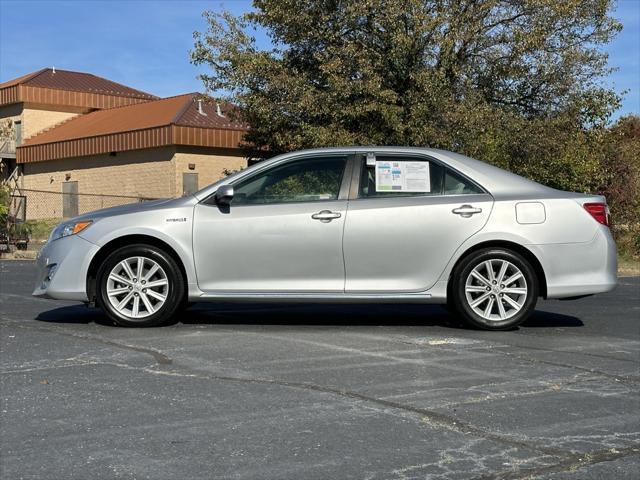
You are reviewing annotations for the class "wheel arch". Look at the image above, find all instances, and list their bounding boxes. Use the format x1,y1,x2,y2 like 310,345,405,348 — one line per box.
86,234,188,305
447,240,548,299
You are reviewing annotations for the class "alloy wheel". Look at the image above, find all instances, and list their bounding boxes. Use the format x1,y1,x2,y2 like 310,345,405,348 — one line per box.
106,256,169,319
464,259,528,322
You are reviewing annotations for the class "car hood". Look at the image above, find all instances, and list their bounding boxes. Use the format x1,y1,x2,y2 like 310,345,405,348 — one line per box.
70,196,196,221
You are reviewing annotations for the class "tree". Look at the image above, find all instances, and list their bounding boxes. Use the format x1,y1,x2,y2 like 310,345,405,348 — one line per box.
600,115,640,257
192,0,624,196
602,115,640,224
0,118,14,140
0,185,10,240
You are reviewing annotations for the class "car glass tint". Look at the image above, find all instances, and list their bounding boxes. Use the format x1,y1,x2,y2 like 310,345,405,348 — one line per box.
233,156,347,205
443,168,484,195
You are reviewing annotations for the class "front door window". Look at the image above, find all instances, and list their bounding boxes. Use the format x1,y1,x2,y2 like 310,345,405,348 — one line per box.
232,156,347,205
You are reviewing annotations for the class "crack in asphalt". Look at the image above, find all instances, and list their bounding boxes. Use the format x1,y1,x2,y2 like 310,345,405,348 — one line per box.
486,347,640,386
4,320,172,365
4,318,639,478
5,356,638,479
374,329,640,371
386,375,595,409
487,341,640,365
3,319,571,459
23,355,638,479
473,444,640,480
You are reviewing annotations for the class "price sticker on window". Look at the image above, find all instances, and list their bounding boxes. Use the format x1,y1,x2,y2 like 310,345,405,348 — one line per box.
375,161,430,192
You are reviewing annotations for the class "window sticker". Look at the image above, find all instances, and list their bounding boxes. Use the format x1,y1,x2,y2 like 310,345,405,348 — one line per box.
375,161,430,192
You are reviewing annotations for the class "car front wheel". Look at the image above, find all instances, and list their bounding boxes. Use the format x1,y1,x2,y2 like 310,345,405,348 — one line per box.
96,245,185,327
451,248,538,330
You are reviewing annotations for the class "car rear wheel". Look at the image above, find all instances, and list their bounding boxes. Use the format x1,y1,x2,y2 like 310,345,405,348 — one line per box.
96,245,185,327
451,248,538,330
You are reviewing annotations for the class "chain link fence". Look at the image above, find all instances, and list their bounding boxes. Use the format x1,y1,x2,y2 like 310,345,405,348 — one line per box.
7,189,157,242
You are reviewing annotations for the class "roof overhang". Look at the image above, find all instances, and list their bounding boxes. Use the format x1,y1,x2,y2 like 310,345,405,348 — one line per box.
16,124,245,163
0,84,151,110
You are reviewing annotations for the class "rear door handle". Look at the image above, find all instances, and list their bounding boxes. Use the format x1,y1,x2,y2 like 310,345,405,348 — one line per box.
312,210,342,222
452,205,482,218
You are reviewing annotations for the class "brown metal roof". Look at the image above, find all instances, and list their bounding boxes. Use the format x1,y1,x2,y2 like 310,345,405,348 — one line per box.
0,68,156,100
22,94,246,146
0,69,45,89
16,94,247,163
175,97,246,129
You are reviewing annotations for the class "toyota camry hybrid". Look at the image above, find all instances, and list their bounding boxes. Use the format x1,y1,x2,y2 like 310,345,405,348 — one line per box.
33,147,617,330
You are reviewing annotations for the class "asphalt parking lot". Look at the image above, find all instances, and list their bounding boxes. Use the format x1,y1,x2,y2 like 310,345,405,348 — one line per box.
1,260,639,480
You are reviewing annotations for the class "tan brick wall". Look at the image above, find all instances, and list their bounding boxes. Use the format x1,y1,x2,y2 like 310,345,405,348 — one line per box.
22,147,176,219
173,147,247,195
21,107,80,140
0,104,83,143
21,146,247,219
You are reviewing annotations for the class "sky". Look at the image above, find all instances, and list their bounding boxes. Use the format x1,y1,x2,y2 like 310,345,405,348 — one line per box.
0,0,638,118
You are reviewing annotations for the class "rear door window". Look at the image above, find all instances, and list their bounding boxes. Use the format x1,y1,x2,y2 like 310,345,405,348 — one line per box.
443,168,484,195
358,156,483,198
359,156,443,198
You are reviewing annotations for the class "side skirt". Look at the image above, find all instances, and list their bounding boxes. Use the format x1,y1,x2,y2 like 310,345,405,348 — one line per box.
193,292,445,304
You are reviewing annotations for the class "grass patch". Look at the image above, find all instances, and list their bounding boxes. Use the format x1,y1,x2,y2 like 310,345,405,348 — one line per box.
618,253,640,277
614,226,639,276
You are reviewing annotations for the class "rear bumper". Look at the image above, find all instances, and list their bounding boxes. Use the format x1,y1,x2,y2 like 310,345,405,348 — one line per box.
533,226,617,299
32,235,99,301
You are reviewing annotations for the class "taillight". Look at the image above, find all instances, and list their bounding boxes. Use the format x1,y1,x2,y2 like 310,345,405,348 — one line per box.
583,202,609,226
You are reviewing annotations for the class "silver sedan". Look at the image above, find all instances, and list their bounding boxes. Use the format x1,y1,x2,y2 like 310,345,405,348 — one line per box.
33,147,617,330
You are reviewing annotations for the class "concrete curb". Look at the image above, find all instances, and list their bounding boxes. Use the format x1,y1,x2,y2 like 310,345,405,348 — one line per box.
0,250,39,260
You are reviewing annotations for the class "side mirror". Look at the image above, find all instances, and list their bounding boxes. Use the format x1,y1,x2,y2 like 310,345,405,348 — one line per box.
214,185,234,206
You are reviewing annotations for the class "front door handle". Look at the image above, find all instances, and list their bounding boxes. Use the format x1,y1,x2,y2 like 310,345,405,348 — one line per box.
312,210,342,223
452,205,482,218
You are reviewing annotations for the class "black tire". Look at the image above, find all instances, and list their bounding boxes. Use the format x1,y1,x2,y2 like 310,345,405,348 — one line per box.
96,244,185,327
441,301,457,315
451,248,538,330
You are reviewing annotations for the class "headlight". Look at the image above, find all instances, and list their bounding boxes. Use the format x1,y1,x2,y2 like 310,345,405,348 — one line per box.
50,220,93,241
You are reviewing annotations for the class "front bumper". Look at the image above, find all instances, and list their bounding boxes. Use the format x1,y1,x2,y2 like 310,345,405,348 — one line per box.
32,235,100,301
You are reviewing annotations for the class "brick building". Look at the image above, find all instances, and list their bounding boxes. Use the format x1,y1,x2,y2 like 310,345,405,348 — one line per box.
0,68,247,219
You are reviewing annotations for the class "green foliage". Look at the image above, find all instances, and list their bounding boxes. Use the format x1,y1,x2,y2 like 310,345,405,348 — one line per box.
191,0,637,253
601,115,640,257
25,218,58,241
0,185,9,219
263,167,342,199
602,116,640,226
192,0,620,166
9,221,31,238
